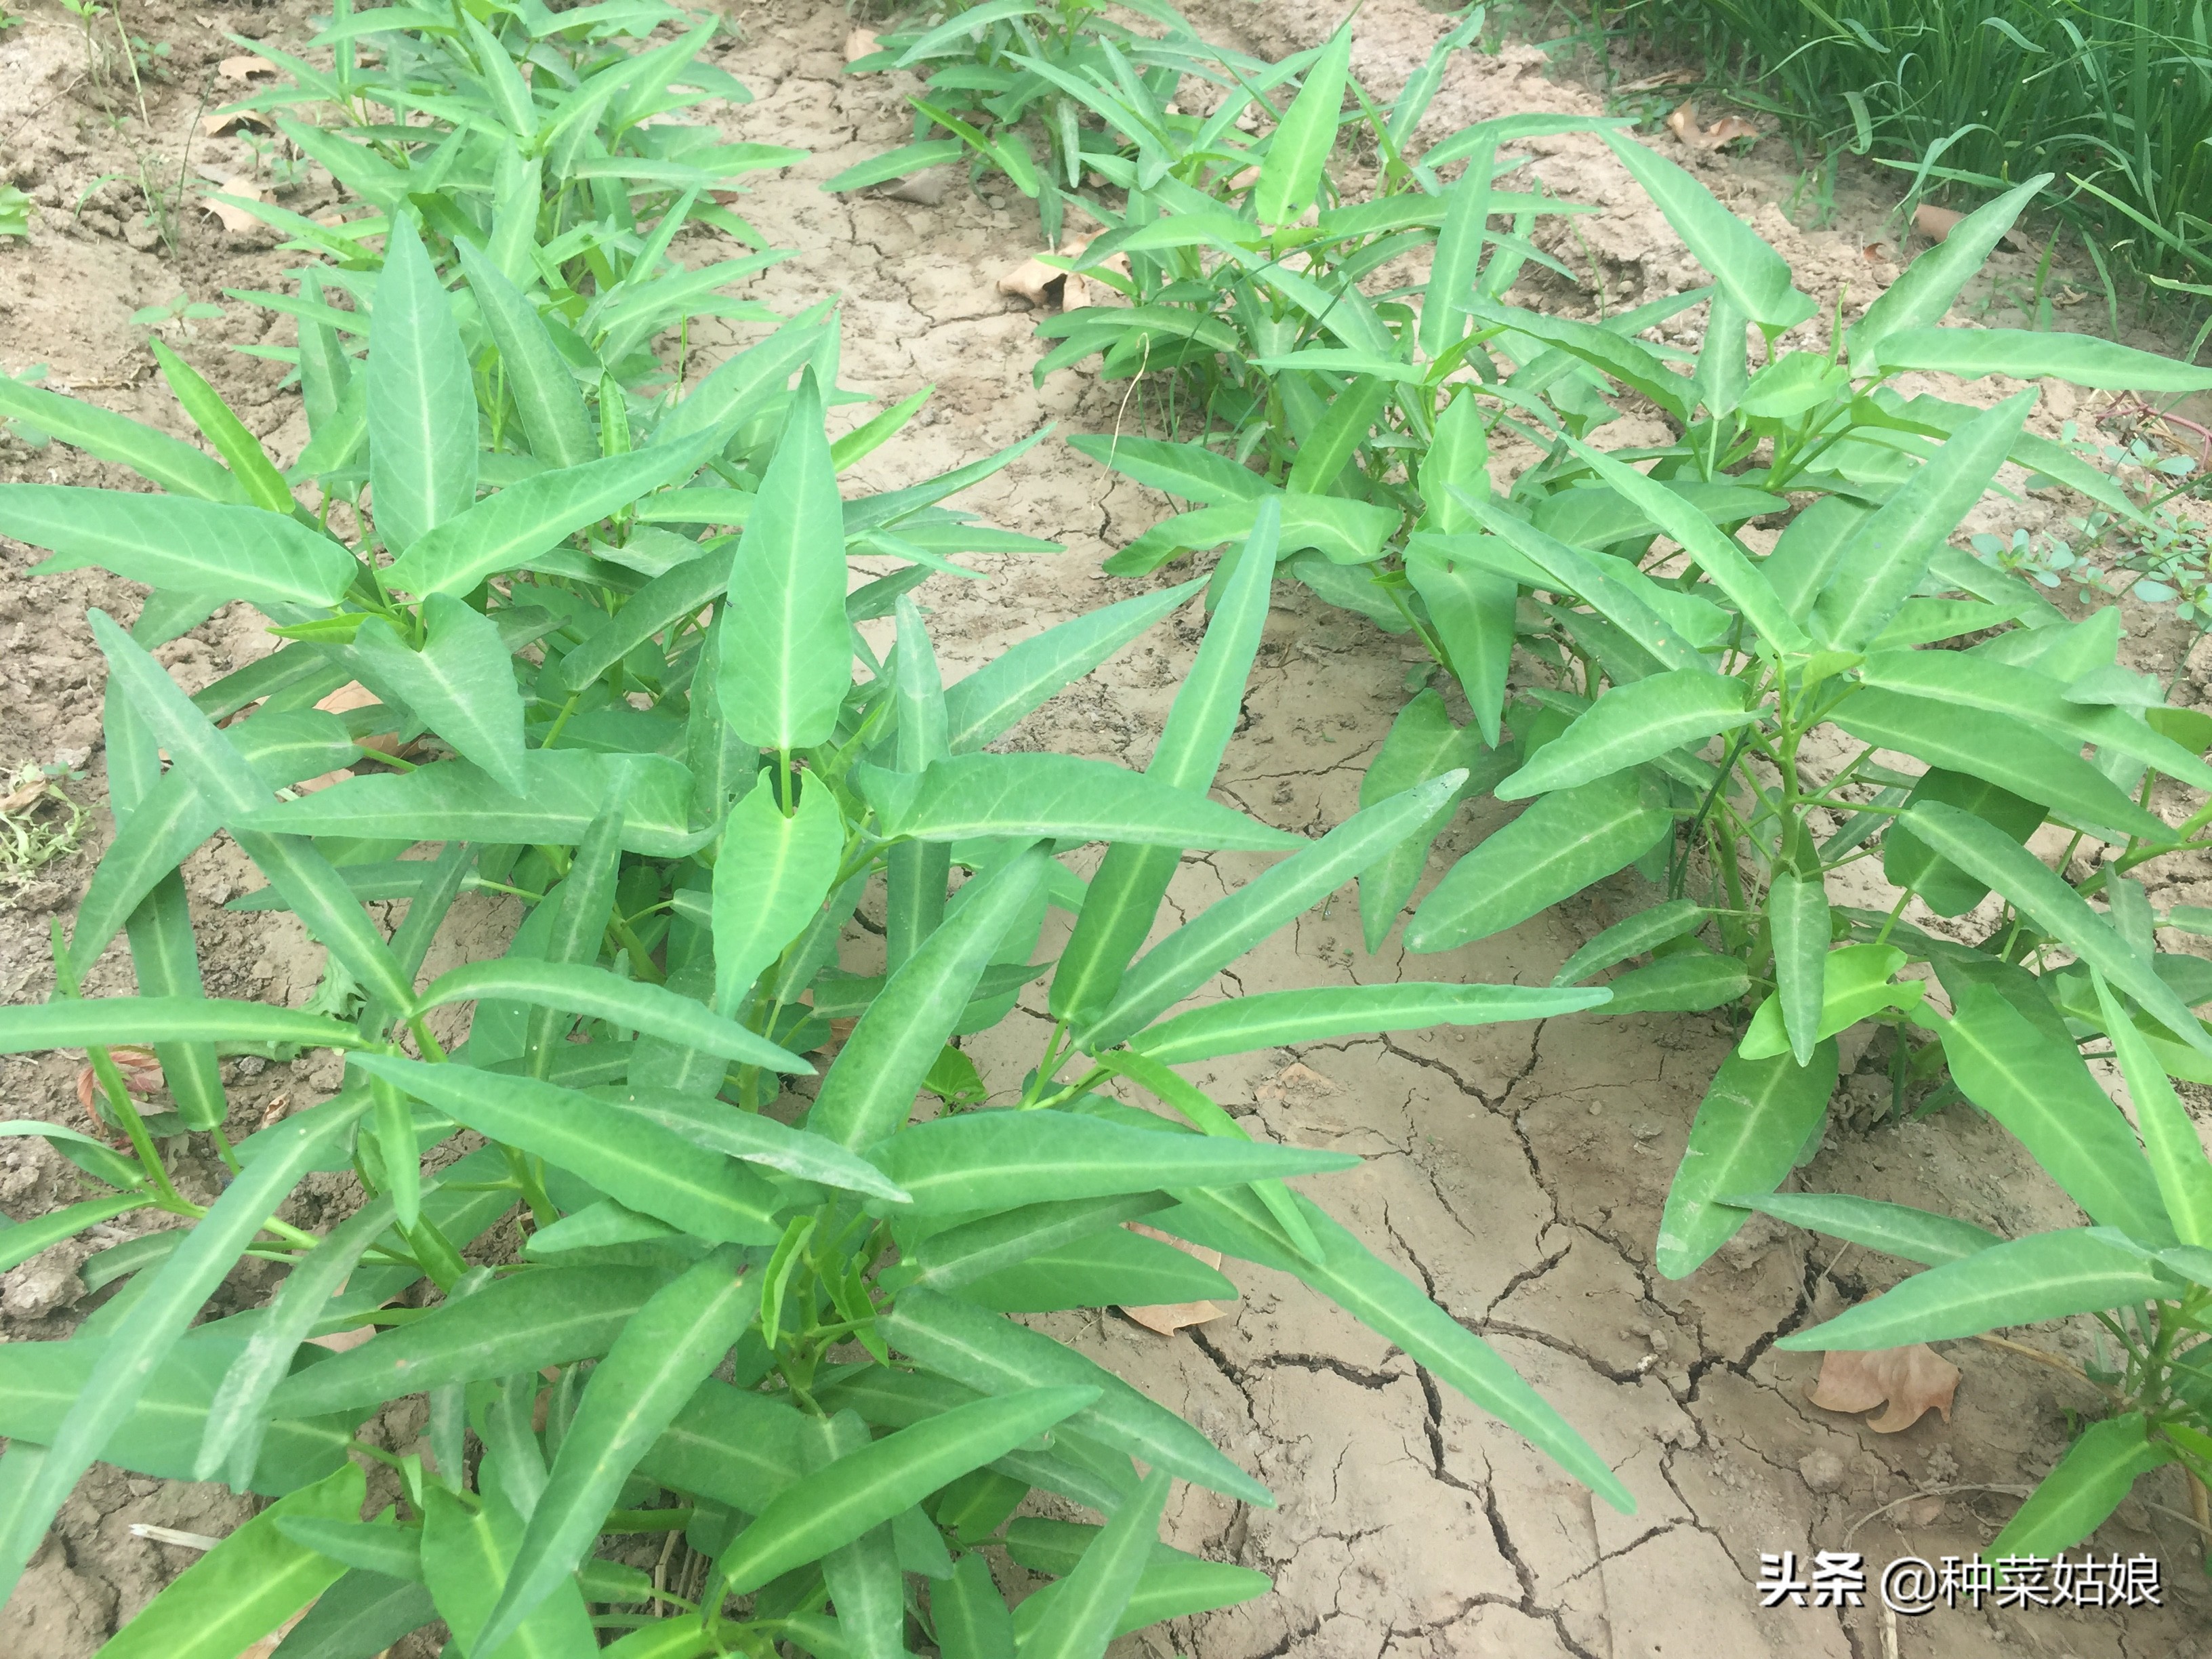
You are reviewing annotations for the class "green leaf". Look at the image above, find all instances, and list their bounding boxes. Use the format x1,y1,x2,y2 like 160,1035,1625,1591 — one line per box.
384,443,708,598
0,1193,148,1274
714,1386,1098,1593
1847,176,2049,363
87,610,413,1011
1882,769,2045,916
1599,133,1814,328
712,781,843,1015
0,1092,371,1603
881,1288,1271,1507
459,240,594,471
1832,690,2165,842
1353,689,1502,953
1497,669,1752,800
1904,802,2212,1056
0,487,353,608
720,366,849,750
477,1250,760,1652
0,1332,352,1494
409,961,808,1071
149,339,294,514
1556,435,1807,653
243,750,708,861
1812,392,2034,648
905,1194,1173,1294
421,1482,596,1659
867,1107,1355,1214
94,1462,363,1659
1941,981,2173,1242
268,1265,674,1418
0,1120,147,1193
1736,350,1848,420
1768,872,1830,1067
366,216,478,555
271,1565,437,1659
1455,495,1704,673
2091,973,2212,1248
1874,328,2212,391
806,844,1050,1149
933,1552,1015,1659
1418,142,1496,361
1738,942,1923,1060
1005,1521,1271,1641
1593,950,1748,1013
0,997,363,1054
1403,541,1515,753
352,595,527,791
1551,899,1709,985
862,754,1298,851
1724,1191,2002,1265
1987,1414,2171,1559
960,1226,1235,1312
1051,505,1279,1023
1404,771,1673,952
1128,983,1607,1064
1775,1229,2185,1349
1017,1469,1171,1659
633,1378,806,1511
1655,1042,1837,1279
1254,23,1350,226
1065,438,1265,508
350,1057,792,1244
1080,771,1467,1050
0,373,243,501
613,1086,912,1203
944,578,1205,754
197,1191,401,1486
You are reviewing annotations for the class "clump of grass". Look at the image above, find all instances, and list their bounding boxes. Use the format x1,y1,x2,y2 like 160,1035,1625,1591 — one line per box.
1626,0,2212,294
0,760,87,901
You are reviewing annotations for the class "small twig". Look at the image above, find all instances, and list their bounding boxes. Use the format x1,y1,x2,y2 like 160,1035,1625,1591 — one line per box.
1841,1482,2033,1549
1973,1332,2125,1401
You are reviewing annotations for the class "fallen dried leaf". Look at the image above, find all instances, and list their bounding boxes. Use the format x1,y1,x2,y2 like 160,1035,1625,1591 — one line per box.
78,1047,165,1129
203,178,266,234
844,26,880,63
218,54,276,81
1806,1342,1960,1433
1120,1223,1229,1336
1913,202,1965,245
1619,68,1699,93
998,244,1088,312
881,167,954,206
1667,101,1759,151
0,777,49,815
1861,241,1896,263
202,108,273,138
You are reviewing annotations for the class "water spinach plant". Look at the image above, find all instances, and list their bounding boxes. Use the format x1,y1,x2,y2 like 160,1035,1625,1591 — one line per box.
965,14,2212,1558
0,155,1634,1659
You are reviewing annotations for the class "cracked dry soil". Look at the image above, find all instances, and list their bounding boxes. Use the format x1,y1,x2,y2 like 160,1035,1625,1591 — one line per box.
4,1,2212,1655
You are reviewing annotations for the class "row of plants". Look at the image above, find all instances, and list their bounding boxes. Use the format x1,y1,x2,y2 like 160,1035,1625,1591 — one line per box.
0,6,1641,1658
852,0,2212,1561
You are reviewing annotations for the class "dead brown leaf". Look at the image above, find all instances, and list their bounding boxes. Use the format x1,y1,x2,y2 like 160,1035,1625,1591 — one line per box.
1618,68,1699,93
202,108,274,138
884,168,952,207
203,178,266,234
218,54,276,81
998,250,1086,312
1120,1223,1229,1336
1666,101,1759,152
1806,1343,1960,1433
844,26,880,64
78,1047,164,1139
1861,241,1896,263
1913,202,1965,245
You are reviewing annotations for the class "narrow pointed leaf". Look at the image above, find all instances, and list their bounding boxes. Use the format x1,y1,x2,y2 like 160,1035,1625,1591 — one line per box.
367,218,478,554
409,960,811,1069
1498,668,1752,800
1127,983,1607,1064
712,782,842,1015
1655,1043,1839,1278
1017,1470,1171,1659
478,1250,758,1652
0,487,352,608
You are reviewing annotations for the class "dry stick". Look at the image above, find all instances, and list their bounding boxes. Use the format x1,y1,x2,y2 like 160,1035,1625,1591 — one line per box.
1973,1332,2125,1404
1841,1482,2032,1550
